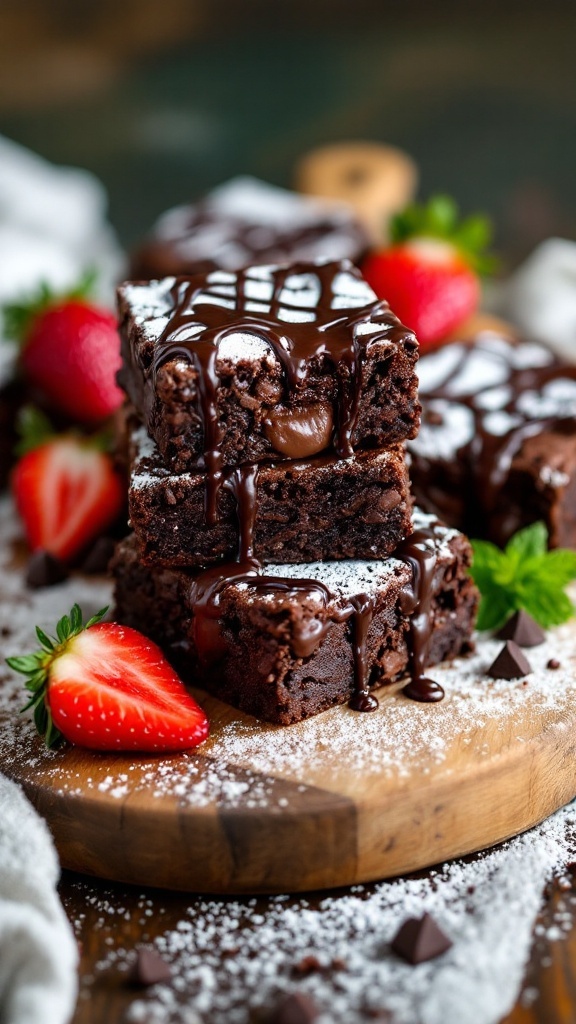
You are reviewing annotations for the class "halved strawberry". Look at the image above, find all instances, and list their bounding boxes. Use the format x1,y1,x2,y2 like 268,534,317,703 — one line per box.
3,277,123,425
7,604,209,752
361,195,495,349
11,419,124,563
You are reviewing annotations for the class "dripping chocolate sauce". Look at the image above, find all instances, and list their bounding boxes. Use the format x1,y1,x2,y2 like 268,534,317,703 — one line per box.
421,338,576,530
135,202,369,280
157,263,440,709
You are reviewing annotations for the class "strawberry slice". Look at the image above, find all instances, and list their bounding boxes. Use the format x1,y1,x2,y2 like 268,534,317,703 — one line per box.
7,604,209,752
3,277,123,425
12,424,124,563
361,195,495,349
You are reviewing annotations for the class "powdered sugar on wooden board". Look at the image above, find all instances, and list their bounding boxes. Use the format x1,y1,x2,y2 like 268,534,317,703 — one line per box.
65,804,576,1024
4,494,576,1021
1,493,576,803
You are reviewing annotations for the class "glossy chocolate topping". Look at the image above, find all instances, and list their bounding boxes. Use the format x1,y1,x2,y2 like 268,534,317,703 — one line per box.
154,261,404,461
416,334,576,519
142,261,442,711
189,520,443,712
396,529,444,703
131,177,370,279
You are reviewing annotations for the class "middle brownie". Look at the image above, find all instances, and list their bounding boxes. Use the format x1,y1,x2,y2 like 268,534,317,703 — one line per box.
128,422,412,567
117,260,420,474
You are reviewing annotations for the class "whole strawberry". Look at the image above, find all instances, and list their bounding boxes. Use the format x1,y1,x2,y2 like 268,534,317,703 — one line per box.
7,604,209,752
361,196,494,349
4,277,123,424
11,407,124,563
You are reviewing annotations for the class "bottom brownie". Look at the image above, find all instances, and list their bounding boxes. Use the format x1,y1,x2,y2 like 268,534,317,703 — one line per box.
112,511,478,725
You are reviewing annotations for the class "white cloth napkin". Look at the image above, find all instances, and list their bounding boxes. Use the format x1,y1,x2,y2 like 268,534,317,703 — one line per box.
0,135,124,1024
0,775,77,1024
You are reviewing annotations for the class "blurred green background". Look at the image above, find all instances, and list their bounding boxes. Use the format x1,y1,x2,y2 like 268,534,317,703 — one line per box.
1,0,576,265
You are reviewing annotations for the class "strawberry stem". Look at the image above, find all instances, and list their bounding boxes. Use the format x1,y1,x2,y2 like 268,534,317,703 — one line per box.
6,603,108,749
390,195,497,275
2,268,98,346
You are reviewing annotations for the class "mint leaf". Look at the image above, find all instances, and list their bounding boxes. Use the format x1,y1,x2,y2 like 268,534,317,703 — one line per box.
470,523,576,631
505,521,547,562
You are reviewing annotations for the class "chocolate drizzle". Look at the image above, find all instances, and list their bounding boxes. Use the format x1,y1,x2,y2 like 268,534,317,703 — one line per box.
147,262,442,712
153,262,400,465
131,179,369,280
417,335,576,535
189,520,443,712
396,529,444,703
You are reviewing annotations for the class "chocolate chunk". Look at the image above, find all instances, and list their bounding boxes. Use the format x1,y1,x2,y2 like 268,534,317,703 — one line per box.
547,658,561,670
292,955,323,977
487,640,533,680
268,992,319,1024
496,610,545,647
130,947,172,986
79,536,117,574
26,550,69,589
391,912,453,965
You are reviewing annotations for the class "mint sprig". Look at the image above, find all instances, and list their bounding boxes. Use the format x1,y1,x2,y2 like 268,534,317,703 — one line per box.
390,194,497,275
6,603,108,748
470,522,576,631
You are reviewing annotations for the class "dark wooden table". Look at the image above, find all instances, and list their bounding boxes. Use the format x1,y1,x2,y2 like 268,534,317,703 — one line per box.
5,7,576,1021
58,858,576,1024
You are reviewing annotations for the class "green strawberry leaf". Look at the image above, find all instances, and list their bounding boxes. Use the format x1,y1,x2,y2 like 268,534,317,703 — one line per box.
2,268,98,346
390,194,496,276
470,522,576,631
6,603,109,749
14,405,55,457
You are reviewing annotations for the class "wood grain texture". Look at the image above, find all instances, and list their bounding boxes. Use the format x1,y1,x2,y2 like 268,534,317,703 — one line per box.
3,654,576,894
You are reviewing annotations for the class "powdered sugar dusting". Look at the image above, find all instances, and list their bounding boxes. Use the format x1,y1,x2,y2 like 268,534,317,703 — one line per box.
67,805,576,1024
3,495,576,1021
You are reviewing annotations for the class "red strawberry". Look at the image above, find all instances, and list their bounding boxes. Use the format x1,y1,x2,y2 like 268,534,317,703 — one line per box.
7,605,209,752
4,278,123,425
12,423,124,563
361,195,494,349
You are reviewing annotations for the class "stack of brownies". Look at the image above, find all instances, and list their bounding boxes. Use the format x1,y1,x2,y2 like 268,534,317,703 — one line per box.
112,258,478,725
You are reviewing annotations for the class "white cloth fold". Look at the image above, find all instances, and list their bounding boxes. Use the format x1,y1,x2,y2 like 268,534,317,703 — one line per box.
0,775,77,1024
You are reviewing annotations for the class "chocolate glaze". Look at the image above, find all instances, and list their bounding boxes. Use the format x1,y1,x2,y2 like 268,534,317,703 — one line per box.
147,262,442,711
396,528,444,703
417,335,576,531
131,180,370,280
189,519,443,712
153,262,404,469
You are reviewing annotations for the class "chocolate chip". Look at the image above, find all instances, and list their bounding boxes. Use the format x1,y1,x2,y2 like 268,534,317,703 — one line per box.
292,955,323,977
129,947,172,986
79,536,117,574
390,912,453,964
496,610,545,647
547,658,561,670
487,641,532,680
268,992,319,1023
26,550,69,589
425,409,444,426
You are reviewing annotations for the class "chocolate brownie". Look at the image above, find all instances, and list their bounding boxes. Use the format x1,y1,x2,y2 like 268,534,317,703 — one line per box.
130,176,371,280
112,511,478,725
127,419,412,567
117,261,420,474
409,331,576,548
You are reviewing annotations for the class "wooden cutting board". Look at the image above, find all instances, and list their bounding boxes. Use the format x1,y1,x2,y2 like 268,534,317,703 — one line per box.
2,619,576,894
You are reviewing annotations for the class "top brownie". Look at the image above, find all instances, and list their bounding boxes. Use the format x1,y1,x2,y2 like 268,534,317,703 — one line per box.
409,331,576,547
130,176,371,280
117,260,420,472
